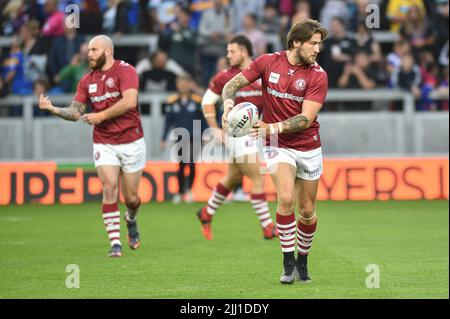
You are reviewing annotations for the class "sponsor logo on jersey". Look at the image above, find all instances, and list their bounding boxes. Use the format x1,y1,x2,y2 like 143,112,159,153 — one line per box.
89,83,97,93
90,91,120,103
269,72,280,84
267,87,304,102
288,69,295,76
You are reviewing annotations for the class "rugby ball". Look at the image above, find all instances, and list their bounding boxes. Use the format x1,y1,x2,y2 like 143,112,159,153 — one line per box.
226,102,259,137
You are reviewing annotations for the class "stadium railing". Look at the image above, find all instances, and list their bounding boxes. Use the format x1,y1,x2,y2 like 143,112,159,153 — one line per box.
0,89,448,162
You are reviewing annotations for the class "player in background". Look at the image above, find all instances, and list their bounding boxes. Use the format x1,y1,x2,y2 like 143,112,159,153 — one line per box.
38,35,146,257
222,19,328,284
197,35,278,241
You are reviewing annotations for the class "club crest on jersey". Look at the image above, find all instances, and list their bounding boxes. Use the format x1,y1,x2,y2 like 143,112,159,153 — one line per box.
106,77,115,88
295,79,306,91
89,83,97,93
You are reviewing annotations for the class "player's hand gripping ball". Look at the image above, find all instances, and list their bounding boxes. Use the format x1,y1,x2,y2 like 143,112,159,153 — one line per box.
226,102,259,138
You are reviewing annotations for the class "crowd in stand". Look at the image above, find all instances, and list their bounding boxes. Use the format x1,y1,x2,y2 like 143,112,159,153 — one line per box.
0,0,448,114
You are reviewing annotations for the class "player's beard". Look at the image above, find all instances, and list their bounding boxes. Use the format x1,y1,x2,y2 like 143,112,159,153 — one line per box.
89,52,107,70
296,46,316,65
229,56,243,68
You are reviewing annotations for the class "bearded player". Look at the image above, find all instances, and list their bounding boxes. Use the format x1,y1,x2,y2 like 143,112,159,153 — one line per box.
222,20,328,283
38,35,145,257
197,35,278,241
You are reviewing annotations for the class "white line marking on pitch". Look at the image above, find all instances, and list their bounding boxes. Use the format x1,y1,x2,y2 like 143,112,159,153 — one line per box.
0,216,32,222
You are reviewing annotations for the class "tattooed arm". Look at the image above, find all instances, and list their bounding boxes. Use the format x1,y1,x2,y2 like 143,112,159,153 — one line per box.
222,73,251,103
38,94,86,121
254,100,323,135
279,100,323,134
221,73,251,129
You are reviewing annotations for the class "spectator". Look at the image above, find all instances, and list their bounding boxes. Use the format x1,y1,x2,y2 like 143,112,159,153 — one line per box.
135,51,187,77
386,0,426,32
348,0,373,32
387,39,412,77
241,14,266,58
140,50,177,92
138,0,158,33
400,5,435,59
260,3,283,52
437,65,449,110
291,0,311,25
309,0,326,20
321,17,358,88
47,25,85,81
20,20,48,83
1,36,33,96
337,51,378,110
354,22,383,67
260,3,281,34
391,53,422,102
1,0,28,36
232,0,265,32
78,0,103,35
41,0,65,37
432,0,449,59
320,0,351,31
438,41,449,66
278,0,295,16
338,51,378,90
148,0,179,32
158,7,198,76
160,75,204,204
102,0,131,34
198,0,234,86
417,50,440,111
54,43,89,92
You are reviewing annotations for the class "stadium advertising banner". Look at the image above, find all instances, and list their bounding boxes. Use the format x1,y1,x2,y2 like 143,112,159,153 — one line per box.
0,158,448,205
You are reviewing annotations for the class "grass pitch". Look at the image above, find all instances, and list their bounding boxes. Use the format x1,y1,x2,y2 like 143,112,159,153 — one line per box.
0,200,448,299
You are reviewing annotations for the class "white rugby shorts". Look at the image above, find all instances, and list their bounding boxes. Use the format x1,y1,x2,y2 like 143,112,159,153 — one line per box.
225,134,259,159
93,137,147,173
263,146,323,180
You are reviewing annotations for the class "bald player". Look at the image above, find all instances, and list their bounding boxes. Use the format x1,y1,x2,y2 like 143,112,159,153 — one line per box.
38,35,146,257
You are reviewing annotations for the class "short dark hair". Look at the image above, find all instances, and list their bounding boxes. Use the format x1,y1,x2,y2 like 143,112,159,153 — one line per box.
229,34,253,57
286,19,328,49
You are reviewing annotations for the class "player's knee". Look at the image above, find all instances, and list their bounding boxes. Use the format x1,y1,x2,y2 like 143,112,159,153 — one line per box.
224,173,242,187
278,193,295,210
124,194,139,208
299,204,315,218
102,183,118,201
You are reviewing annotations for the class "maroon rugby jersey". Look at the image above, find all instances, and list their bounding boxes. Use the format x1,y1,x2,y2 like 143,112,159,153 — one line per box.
75,60,143,144
242,50,328,151
209,66,264,112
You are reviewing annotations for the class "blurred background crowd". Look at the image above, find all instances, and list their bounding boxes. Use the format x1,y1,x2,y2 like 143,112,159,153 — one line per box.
0,0,448,115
